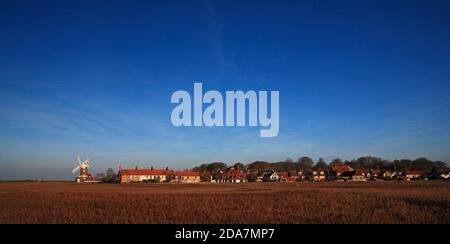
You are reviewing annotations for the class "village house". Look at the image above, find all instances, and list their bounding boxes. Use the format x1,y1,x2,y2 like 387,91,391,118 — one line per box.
440,172,450,180
330,165,354,176
119,168,174,183
312,169,327,181
175,171,201,183
381,170,395,179
370,169,382,179
340,171,364,181
353,170,366,181
404,170,425,180
264,172,281,182
329,165,354,181
358,169,371,179
214,167,248,183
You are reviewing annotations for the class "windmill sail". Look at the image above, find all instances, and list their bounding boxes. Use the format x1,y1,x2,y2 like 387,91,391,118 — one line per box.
72,165,80,174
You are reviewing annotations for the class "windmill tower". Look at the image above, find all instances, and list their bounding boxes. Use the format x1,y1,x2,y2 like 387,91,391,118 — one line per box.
72,155,95,183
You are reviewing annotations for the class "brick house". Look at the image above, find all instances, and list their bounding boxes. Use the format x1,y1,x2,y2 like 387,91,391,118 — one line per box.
214,167,248,183
175,171,201,183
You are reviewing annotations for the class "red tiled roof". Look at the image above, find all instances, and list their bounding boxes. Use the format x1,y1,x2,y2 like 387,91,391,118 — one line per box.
120,169,174,175
331,165,354,174
175,171,200,177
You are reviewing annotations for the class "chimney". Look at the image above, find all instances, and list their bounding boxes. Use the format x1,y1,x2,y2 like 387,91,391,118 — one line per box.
166,166,169,171
135,166,138,170
151,166,154,170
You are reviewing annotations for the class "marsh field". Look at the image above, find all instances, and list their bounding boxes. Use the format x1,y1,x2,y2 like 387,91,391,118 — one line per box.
0,181,449,224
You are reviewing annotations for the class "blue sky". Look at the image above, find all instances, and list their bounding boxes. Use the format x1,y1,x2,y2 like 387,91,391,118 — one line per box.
1,0,449,179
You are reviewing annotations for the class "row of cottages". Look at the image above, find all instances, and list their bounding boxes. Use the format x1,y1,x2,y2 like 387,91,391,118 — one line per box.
119,168,201,183
119,169,174,183
329,165,431,181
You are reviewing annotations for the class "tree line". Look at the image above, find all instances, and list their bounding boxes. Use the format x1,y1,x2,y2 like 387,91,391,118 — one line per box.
191,156,448,173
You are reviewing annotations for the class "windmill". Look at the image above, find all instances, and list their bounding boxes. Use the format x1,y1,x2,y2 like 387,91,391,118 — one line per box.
72,155,90,176
72,155,96,183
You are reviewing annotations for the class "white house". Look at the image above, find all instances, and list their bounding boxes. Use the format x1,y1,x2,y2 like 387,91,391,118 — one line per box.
440,173,450,180
266,172,280,181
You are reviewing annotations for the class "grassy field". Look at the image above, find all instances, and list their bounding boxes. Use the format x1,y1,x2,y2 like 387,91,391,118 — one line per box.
0,181,449,224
